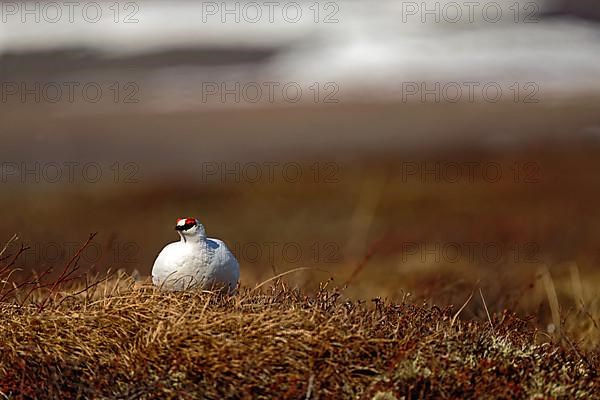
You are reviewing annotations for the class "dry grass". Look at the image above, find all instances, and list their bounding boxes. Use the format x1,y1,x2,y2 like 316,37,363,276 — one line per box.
3,143,600,398
0,266,599,399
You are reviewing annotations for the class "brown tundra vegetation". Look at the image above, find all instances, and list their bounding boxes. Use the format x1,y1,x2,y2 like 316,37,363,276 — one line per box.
0,235,598,399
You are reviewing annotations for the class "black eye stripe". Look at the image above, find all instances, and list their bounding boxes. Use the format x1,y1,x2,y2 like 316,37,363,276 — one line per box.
176,222,196,231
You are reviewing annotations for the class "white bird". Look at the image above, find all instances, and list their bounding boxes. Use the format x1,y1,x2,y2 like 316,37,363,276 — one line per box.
152,218,240,293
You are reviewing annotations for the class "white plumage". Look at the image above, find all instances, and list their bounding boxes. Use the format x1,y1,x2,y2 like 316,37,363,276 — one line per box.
152,218,240,293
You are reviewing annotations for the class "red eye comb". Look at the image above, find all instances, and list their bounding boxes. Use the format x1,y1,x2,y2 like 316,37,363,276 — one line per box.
176,218,196,225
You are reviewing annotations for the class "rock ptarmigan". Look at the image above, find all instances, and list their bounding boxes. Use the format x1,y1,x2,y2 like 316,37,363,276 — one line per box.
152,218,240,293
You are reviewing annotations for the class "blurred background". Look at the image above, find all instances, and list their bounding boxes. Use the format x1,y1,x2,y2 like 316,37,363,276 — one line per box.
1,0,600,338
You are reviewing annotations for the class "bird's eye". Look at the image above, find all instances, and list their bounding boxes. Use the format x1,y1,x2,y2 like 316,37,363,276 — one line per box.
176,218,197,231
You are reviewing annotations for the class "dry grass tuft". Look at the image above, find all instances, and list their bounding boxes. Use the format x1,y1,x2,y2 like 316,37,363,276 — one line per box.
1,227,600,399
0,273,598,399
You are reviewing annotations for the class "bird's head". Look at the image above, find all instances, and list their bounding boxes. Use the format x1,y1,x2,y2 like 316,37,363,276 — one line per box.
175,217,206,241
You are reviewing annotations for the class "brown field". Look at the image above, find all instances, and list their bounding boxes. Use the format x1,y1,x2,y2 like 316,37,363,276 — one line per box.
2,134,600,398
0,276,598,399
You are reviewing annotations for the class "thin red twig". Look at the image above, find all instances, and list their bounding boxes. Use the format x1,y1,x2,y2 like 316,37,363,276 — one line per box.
37,233,97,312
